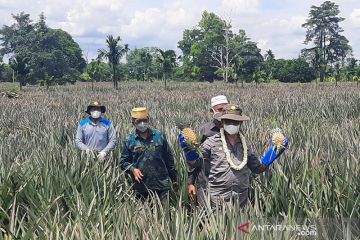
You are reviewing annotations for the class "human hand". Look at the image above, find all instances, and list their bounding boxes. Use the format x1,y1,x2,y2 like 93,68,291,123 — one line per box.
97,151,106,160
132,168,143,183
188,184,196,196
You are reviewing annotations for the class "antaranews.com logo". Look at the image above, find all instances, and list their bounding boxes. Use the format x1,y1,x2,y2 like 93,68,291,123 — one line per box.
238,222,317,236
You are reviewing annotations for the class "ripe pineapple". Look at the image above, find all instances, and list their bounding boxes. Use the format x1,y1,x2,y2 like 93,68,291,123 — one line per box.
182,127,198,145
270,128,286,149
175,118,199,148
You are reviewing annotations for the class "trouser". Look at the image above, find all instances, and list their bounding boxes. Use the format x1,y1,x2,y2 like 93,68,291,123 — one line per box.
135,189,170,208
210,189,249,209
195,186,206,208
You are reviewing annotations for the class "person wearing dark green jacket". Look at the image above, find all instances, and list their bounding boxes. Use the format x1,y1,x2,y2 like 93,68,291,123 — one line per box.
120,107,177,206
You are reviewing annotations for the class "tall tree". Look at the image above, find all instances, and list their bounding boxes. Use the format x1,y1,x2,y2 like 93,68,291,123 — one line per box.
210,20,236,82
9,55,29,90
0,12,33,56
127,47,158,81
140,50,153,81
232,30,263,84
178,12,263,83
302,1,352,82
0,50,4,79
98,35,128,89
0,12,85,86
345,58,357,82
156,49,176,89
178,11,225,81
264,49,275,81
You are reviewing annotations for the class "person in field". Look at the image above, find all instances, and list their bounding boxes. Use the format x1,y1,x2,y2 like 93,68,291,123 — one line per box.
120,107,178,206
186,95,228,207
75,101,117,160
182,104,288,208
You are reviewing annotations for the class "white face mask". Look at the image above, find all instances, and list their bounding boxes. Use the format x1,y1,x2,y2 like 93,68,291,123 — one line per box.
90,110,102,119
224,124,240,135
135,122,149,132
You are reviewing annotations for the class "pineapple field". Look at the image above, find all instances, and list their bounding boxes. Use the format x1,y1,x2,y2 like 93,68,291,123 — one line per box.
0,82,359,239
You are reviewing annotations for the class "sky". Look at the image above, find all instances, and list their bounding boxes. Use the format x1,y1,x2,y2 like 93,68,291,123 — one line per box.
1,0,359,60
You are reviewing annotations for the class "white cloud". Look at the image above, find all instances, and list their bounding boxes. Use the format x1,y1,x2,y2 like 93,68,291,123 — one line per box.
122,8,162,39
257,39,268,52
349,8,360,27
122,5,197,38
0,0,359,59
120,4,199,50
220,0,259,15
263,16,306,33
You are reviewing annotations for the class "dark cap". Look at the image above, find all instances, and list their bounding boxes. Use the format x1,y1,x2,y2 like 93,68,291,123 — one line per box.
85,101,106,114
219,104,250,121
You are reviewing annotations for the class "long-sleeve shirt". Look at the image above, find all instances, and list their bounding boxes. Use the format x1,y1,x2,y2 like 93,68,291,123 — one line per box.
120,128,177,194
75,117,117,154
192,133,266,207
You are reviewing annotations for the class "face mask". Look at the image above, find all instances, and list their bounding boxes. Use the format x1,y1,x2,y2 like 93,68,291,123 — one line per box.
224,124,240,135
90,110,102,119
135,122,149,132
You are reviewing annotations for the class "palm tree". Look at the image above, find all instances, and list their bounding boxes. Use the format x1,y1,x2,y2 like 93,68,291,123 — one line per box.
98,35,128,89
9,55,29,90
156,49,176,89
140,51,152,81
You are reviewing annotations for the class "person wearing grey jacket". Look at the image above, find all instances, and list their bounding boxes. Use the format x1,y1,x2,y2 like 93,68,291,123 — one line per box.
187,95,228,207
188,104,288,208
75,101,117,160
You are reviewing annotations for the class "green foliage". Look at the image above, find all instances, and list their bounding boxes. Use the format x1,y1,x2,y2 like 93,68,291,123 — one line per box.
80,72,91,82
156,49,177,88
126,47,158,81
9,55,30,90
86,60,112,82
0,12,85,86
272,58,316,83
98,35,129,89
264,50,275,81
178,11,226,81
178,12,263,82
0,64,13,82
302,1,352,82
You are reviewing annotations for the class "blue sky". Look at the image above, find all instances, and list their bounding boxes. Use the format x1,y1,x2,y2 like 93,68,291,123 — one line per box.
1,0,359,60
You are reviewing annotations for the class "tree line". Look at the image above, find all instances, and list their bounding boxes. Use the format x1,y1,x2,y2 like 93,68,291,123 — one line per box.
1,1,359,89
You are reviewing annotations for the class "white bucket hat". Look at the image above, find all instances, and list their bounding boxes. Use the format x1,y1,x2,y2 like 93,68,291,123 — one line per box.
211,95,228,107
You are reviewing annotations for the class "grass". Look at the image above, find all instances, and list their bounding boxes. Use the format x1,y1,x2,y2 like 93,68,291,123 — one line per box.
0,81,359,239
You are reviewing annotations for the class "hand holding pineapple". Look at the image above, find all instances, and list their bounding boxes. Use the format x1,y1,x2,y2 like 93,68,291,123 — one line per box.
178,129,200,162
271,128,288,150
261,128,289,167
176,120,201,162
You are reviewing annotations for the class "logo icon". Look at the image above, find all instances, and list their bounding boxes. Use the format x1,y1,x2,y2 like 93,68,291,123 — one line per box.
238,223,250,235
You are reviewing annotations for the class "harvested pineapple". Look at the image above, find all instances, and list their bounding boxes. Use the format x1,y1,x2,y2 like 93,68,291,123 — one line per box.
270,128,286,149
181,127,198,145
175,118,198,146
